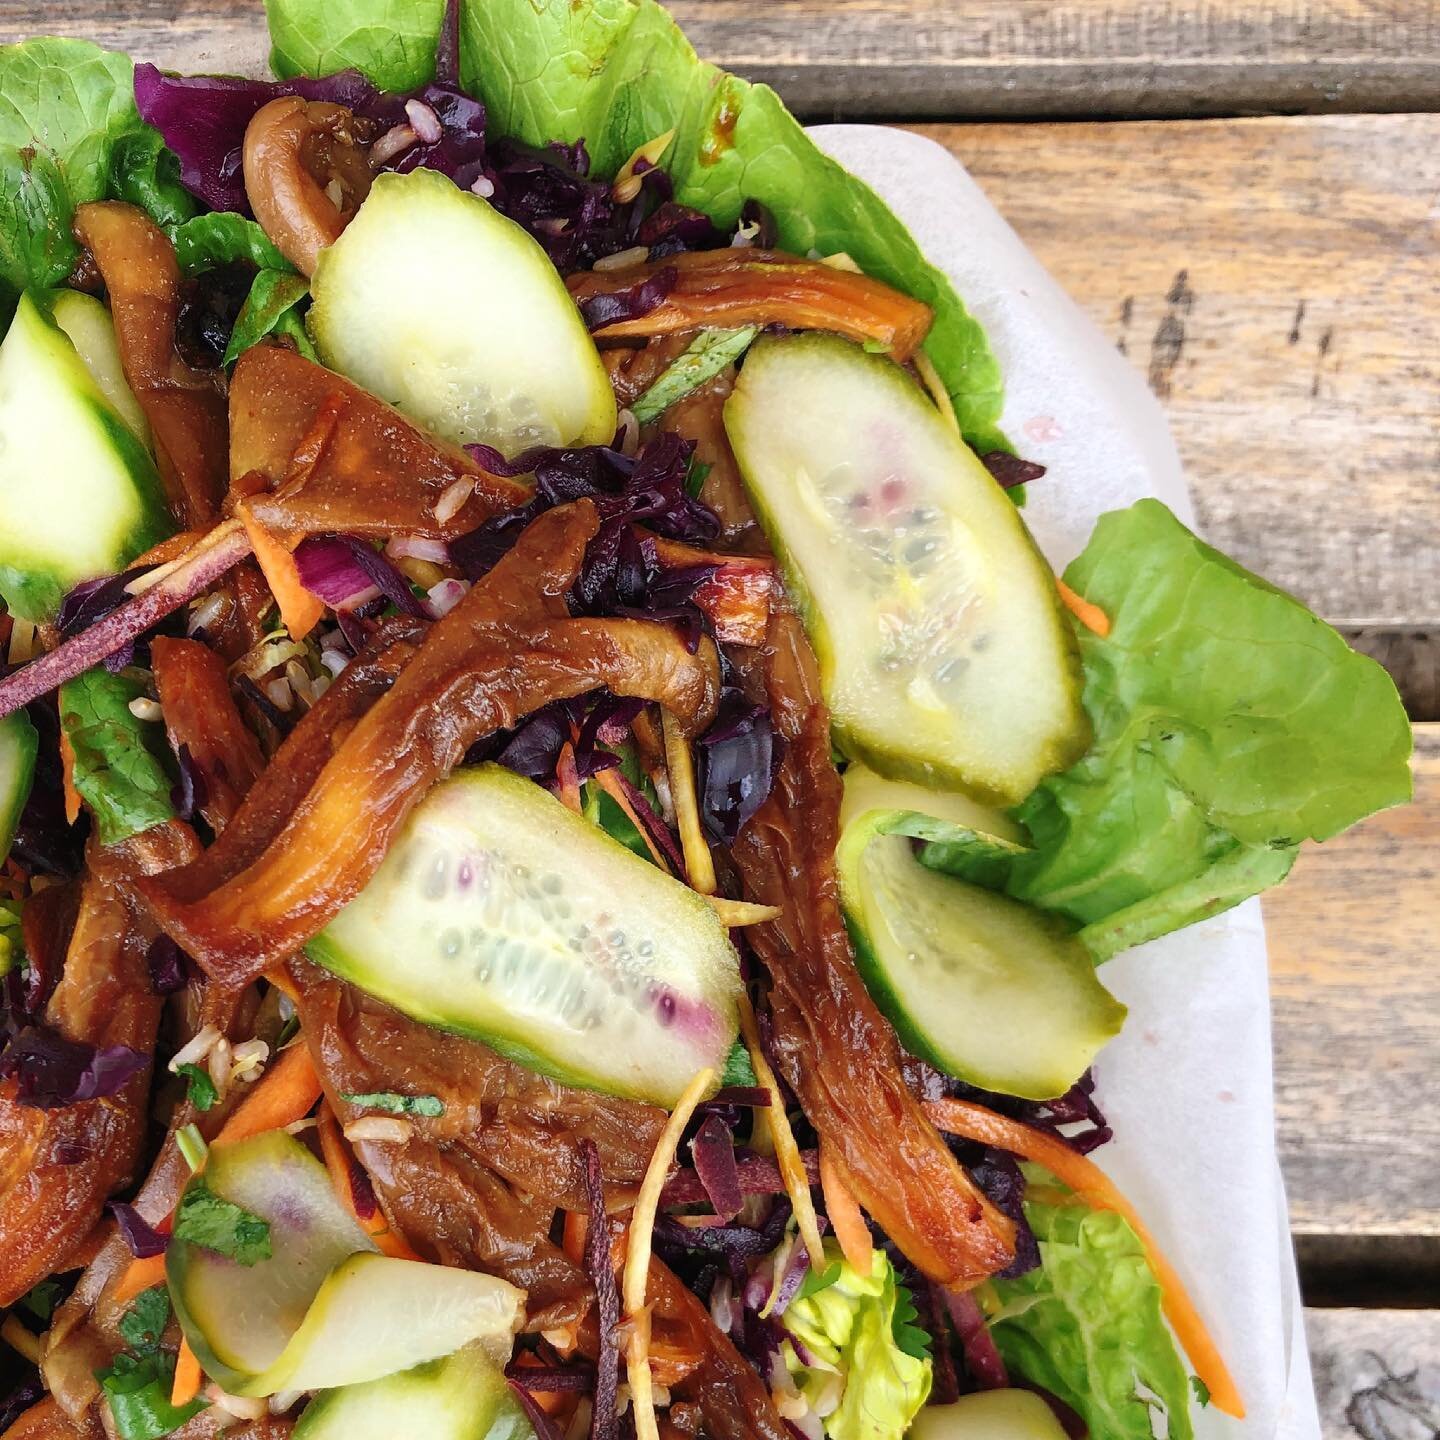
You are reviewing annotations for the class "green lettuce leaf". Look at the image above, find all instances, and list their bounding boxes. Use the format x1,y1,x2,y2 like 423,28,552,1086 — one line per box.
259,0,1007,450
0,39,151,303
169,212,295,276
109,126,200,231
223,269,311,365
989,1201,1194,1440
922,499,1411,957
58,668,175,846
781,1241,931,1440
267,0,447,94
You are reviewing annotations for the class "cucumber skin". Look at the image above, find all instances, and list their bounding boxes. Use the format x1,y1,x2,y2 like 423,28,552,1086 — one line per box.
726,333,1090,806
0,710,37,862
0,295,172,621
304,930,731,1106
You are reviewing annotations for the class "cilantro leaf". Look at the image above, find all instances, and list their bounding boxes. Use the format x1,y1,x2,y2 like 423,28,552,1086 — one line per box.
174,1063,218,1112
173,1181,272,1266
340,1090,444,1117
98,1352,207,1440
118,1286,170,1356
890,1278,931,1361
719,1040,758,1089
20,1278,61,1323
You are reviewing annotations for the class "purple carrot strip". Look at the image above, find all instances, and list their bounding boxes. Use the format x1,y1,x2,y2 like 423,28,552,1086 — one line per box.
660,1148,820,1206
580,1138,619,1440
944,1288,1009,1389
0,523,253,719
690,1113,744,1221
508,1379,566,1440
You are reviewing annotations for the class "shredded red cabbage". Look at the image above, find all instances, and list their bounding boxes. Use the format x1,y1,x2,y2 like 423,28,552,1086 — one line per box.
969,1151,1040,1279
0,1027,148,1109
503,1361,597,1392
696,686,776,844
660,1149,819,1207
579,1138,619,1440
689,1113,744,1222
169,742,207,825
334,537,427,618
0,1377,44,1434
979,452,1047,490
110,1201,169,1258
294,536,384,611
577,266,678,331
145,935,188,996
507,1379,566,1440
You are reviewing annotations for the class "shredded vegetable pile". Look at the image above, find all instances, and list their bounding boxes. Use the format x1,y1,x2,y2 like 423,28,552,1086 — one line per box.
0,3,1412,1440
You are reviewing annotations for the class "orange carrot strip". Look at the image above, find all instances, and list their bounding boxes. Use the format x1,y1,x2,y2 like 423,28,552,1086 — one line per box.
213,1042,322,1147
1055,577,1111,638
113,1250,168,1306
58,731,80,825
170,1337,202,1407
555,741,583,814
924,1097,1243,1419
237,502,322,641
590,767,669,870
818,1144,873,1276
316,1103,422,1261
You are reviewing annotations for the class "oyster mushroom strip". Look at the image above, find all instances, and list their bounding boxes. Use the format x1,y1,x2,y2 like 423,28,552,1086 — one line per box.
567,248,934,361
730,607,1017,1288
243,96,374,276
139,501,720,986
0,823,197,1310
73,202,228,528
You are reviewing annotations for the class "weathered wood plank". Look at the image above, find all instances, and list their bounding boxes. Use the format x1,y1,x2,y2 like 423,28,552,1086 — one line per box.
921,114,1440,634
1263,722,1439,1249
0,0,1436,118
1306,1308,1440,1440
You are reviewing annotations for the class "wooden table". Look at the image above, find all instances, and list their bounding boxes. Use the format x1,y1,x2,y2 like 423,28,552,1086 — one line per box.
3,1,1437,1433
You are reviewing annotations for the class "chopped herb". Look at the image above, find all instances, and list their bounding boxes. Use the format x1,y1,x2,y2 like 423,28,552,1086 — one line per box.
720,1039,758,1089
173,1181,271,1266
19,1278,61,1323
174,1063,217,1112
118,1287,169,1356
684,458,712,499
891,1278,931,1361
340,1090,444,1118
98,1352,206,1440
1191,1377,1211,1408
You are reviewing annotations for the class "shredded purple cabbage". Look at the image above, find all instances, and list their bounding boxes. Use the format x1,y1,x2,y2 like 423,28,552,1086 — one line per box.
690,1113,744,1222
507,1379,566,1440
110,1201,169,1258
334,537,427,617
0,1377,44,1434
169,742,207,824
979,451,1047,490
579,1139,619,1440
294,536,384,610
970,1150,1040,1279
0,1027,147,1109
577,266,678,331
695,686,776,844
503,1360,597,1392
145,935,188,995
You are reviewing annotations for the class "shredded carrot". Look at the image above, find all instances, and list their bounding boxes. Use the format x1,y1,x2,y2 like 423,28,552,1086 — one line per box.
555,741,583,814
113,1250,168,1306
591,767,669,870
660,710,716,895
316,1103,422,1260
512,1352,572,1416
237,502,322,641
818,1144,873,1276
1054,577,1111,638
170,1337,202,1408
737,993,825,1269
58,730,80,825
924,1097,1244,1419
263,965,300,1003
213,1042,322,1147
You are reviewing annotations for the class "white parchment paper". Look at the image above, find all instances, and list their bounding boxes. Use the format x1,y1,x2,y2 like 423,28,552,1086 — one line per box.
808,125,1321,1440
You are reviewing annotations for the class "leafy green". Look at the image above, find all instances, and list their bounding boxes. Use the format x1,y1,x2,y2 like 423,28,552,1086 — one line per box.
260,0,1007,449
719,1038,758,1089
20,1277,61,1323
98,1352,207,1440
989,1201,1194,1440
223,269,311,365
631,326,758,424
173,1181,273,1266
118,1287,171,1356
340,1089,444,1117
923,500,1411,958
0,39,152,305
169,212,294,277
58,668,174,846
109,127,198,231
175,1062,219,1112
0,897,22,976
581,779,653,863
780,1241,931,1440
267,0,447,93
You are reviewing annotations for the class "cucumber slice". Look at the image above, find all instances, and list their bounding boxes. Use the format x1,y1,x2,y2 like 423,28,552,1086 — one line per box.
910,1393,1072,1440
294,1341,533,1440
837,770,1125,1100
0,710,37,864
308,169,615,458
724,332,1088,805
44,289,151,446
168,1130,524,1398
306,765,742,1107
0,292,172,621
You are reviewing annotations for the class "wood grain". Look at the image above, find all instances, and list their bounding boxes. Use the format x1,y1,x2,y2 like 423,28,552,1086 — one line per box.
921,115,1440,635
0,0,1437,118
1263,723,1439,1257
1306,1308,1440,1440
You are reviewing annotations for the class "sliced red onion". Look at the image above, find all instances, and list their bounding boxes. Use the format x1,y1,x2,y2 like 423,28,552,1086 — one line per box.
294,536,383,610
944,1288,1009,1389
422,578,469,619
111,1201,169,1258
337,537,427,617
384,534,451,564
690,1113,743,1222
660,1148,819,1207
0,522,252,719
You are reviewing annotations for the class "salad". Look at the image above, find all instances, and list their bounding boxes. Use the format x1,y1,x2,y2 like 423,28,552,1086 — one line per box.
0,1,1412,1438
